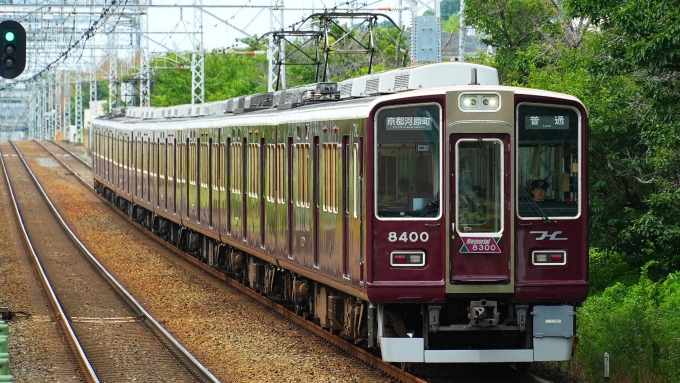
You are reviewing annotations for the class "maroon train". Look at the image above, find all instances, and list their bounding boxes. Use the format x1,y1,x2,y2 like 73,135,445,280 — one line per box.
92,62,588,364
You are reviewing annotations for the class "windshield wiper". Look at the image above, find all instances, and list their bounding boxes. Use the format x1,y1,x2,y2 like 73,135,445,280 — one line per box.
475,137,550,224
518,184,551,224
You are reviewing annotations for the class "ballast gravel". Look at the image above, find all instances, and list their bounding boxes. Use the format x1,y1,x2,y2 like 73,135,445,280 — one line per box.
15,140,390,382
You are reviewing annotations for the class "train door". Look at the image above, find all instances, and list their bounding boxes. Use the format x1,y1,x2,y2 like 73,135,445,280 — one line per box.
229,139,245,239
119,135,124,188
286,137,294,259
142,136,147,202
260,138,266,247
156,138,162,209
313,136,320,266
116,135,122,189
162,138,168,211
106,134,111,183
211,138,219,229
273,138,286,257
178,138,187,223
191,139,197,221
214,139,223,233
264,142,277,253
139,135,145,201
130,133,140,200
147,137,152,203
241,137,248,241
449,135,511,284
342,136,350,277
187,138,193,220
353,138,365,284
199,137,212,225
226,138,232,235
169,138,176,214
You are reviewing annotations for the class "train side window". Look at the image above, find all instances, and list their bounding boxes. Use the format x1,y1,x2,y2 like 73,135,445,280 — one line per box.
266,144,276,202
219,143,226,192
322,143,338,213
247,143,260,198
277,143,286,204
295,143,310,207
230,142,242,194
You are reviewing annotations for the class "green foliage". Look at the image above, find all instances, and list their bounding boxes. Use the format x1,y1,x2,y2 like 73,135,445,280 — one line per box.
150,51,268,106
441,0,461,19
565,0,680,75
562,0,680,276
236,35,267,51
588,248,638,294
575,266,680,381
464,0,680,277
426,0,460,22
441,14,460,33
463,0,558,49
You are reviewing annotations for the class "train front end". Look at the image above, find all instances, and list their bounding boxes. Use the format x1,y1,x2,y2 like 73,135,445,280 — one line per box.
367,86,589,363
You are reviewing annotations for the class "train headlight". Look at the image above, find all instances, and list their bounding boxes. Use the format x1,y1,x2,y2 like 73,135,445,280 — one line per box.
532,250,567,266
459,93,501,111
391,251,426,267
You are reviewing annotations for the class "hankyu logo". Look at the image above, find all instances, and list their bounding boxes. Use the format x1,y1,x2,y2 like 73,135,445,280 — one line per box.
530,231,568,241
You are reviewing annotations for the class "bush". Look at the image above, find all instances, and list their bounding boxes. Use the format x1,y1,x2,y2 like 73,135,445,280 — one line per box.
575,265,680,382
588,248,638,294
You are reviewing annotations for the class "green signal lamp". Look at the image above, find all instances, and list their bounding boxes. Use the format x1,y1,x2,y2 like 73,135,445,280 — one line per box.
0,20,26,79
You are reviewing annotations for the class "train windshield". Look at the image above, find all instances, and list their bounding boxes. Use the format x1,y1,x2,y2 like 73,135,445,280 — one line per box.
516,104,581,218
374,103,441,219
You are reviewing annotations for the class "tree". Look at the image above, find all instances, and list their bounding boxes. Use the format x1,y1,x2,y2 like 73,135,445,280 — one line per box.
464,0,589,83
564,0,680,273
441,0,461,19
150,51,268,106
465,0,680,274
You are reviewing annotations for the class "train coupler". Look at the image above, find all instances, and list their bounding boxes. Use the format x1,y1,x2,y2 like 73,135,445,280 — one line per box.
467,300,499,327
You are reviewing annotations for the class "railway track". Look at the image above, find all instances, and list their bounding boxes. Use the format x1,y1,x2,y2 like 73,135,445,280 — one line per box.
1,141,218,383
42,140,557,383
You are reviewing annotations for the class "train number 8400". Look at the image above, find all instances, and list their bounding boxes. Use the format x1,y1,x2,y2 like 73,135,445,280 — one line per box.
388,232,429,243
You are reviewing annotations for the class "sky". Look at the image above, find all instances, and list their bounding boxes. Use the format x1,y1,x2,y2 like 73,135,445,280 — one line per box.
144,0,417,53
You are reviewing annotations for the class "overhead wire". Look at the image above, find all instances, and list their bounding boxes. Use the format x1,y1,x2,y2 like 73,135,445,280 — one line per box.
22,0,130,83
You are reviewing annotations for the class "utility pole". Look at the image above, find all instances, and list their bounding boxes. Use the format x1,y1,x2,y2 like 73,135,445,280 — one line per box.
137,0,151,107
268,0,285,91
109,30,118,112
191,0,205,104
458,0,465,61
75,72,83,144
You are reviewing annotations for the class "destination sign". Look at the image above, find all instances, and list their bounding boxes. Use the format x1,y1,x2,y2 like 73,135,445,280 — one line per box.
525,115,569,130
385,116,433,130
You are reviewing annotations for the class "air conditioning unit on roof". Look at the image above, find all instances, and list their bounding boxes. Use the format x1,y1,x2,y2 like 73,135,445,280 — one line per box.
378,67,412,93
339,79,353,99
406,62,499,88
177,105,190,117
344,62,500,99
222,99,235,113
245,92,273,108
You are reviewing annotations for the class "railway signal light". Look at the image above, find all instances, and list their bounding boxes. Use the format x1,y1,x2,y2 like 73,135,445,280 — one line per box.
0,20,26,79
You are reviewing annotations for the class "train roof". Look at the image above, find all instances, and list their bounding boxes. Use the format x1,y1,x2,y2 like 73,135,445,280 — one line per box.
94,62,584,132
